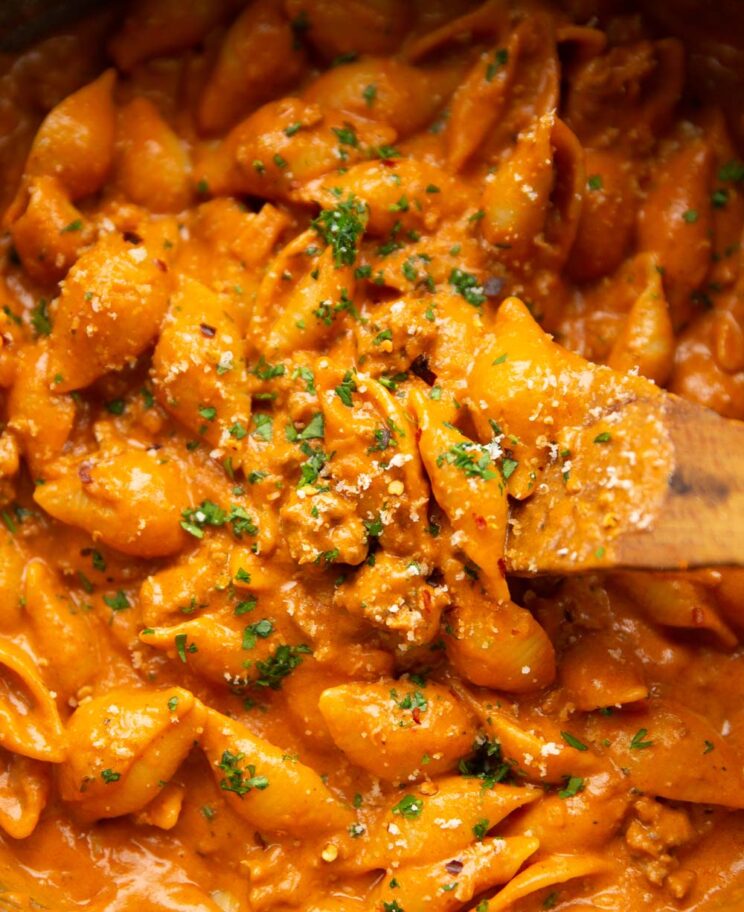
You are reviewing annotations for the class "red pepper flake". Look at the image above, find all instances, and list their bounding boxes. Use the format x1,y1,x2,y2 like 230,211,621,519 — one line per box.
445,860,464,875
474,514,486,529
154,258,168,272
497,557,507,577
200,323,217,338
78,461,93,484
412,707,422,725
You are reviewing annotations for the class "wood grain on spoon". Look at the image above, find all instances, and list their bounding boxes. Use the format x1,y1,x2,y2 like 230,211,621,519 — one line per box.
506,394,744,574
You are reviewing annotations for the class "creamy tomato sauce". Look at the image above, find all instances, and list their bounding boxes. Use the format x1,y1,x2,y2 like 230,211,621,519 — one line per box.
0,2,743,911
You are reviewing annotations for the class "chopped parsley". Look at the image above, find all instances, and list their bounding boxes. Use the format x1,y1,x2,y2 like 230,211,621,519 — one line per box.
501,457,518,480
255,643,311,689
103,590,129,612
459,737,511,786
630,728,653,750
485,47,509,81
180,501,257,539
682,209,699,223
30,299,52,336
558,775,584,799
218,750,269,797
242,619,274,650
394,689,428,713
473,818,489,840
174,633,197,662
252,413,273,442
335,371,357,406
332,124,359,148
100,769,120,783
561,731,589,751
106,398,126,416
252,356,286,380
297,441,328,487
391,794,424,819
587,174,604,191
718,160,744,183
449,268,486,307
312,195,368,267
437,442,497,481
293,365,316,393
362,83,377,107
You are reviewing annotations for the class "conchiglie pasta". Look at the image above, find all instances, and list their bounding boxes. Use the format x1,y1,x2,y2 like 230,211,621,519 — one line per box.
22,558,100,702
318,679,478,782
139,613,297,689
196,97,395,200
152,275,251,449
58,687,205,820
353,777,540,871
0,750,50,839
299,158,469,238
0,636,66,763
47,233,172,391
9,176,93,284
637,137,713,327
303,57,440,136
108,0,232,71
34,449,189,558
283,0,412,59
15,69,116,204
7,343,76,476
200,708,352,834
0,530,26,631
483,853,611,912
266,247,356,355
371,835,539,912
587,699,744,808
444,581,556,693
198,0,305,134
114,98,192,213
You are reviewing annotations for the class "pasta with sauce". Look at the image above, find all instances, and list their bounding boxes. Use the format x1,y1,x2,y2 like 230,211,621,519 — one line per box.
0,1,742,910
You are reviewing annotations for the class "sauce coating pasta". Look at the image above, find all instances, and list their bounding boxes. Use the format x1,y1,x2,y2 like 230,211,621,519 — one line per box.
0,2,743,911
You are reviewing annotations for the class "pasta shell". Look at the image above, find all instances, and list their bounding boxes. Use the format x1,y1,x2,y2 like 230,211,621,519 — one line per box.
318,679,477,783
372,835,539,912
34,449,189,558
58,686,206,820
22,558,100,702
0,636,66,762
481,853,610,912
47,232,171,392
200,707,352,835
0,749,50,839
352,777,540,871
16,69,116,204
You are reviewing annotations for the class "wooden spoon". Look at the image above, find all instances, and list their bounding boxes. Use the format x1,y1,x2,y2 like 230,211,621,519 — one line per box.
505,394,744,574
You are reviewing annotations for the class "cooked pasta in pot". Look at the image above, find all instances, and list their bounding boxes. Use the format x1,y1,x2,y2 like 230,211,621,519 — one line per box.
0,1,743,910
